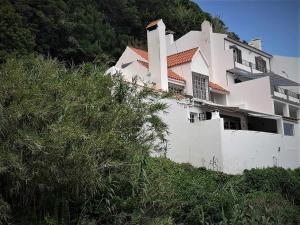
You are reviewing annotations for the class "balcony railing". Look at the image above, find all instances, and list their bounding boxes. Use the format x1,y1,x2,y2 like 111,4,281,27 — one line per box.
234,58,269,73
273,86,300,103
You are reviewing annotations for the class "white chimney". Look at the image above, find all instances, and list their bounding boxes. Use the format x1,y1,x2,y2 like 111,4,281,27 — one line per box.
248,38,262,50
146,19,168,91
166,30,174,46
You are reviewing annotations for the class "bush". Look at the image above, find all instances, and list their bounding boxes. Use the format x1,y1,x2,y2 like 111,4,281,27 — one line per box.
241,167,300,204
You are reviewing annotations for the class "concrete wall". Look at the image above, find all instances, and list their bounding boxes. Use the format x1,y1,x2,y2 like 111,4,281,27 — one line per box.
170,63,193,95
271,55,300,93
167,31,201,55
210,33,235,88
191,51,209,75
158,99,299,174
271,55,300,83
222,128,300,174
224,40,271,72
160,99,224,170
227,76,274,114
116,47,145,68
122,61,149,85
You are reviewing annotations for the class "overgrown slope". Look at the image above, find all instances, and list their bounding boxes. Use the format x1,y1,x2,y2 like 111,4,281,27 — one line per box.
0,55,299,225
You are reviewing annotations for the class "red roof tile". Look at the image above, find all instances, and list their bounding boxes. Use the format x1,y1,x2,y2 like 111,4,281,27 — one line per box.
209,81,229,93
130,47,198,68
137,60,149,68
146,19,161,29
130,47,148,60
167,69,185,82
167,48,198,67
137,60,185,82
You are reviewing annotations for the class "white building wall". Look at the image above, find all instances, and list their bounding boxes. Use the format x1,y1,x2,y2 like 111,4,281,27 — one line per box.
191,52,209,75
121,62,149,85
160,100,299,174
224,40,271,72
167,31,201,55
170,63,193,96
210,33,235,88
227,76,274,114
160,99,224,170
271,55,300,93
116,47,145,68
271,55,300,83
222,127,300,174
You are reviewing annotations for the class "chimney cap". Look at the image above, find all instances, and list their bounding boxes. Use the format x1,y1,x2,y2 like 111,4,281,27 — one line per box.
146,19,162,29
166,30,175,35
250,37,261,41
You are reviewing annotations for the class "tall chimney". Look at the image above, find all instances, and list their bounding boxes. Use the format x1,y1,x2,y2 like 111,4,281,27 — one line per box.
166,30,175,46
146,19,168,91
248,38,262,50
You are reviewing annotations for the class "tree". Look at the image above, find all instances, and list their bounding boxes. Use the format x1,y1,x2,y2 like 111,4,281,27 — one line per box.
0,0,35,62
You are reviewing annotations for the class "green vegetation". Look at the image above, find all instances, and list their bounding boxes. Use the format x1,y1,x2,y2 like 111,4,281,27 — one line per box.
0,56,299,225
0,0,239,64
0,1,299,224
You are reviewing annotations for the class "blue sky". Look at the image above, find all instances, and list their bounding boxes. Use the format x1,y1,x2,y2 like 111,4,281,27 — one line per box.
194,0,300,57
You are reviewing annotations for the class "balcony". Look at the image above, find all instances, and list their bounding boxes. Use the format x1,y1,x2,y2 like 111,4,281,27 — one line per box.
273,86,300,104
234,59,269,73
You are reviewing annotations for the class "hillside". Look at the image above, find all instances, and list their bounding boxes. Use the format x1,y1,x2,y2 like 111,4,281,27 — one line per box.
0,0,238,65
0,55,299,225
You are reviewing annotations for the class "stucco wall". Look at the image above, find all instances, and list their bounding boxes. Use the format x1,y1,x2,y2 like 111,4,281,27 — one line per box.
167,31,201,55
158,99,299,174
222,128,300,174
160,99,224,170
224,40,271,72
271,55,300,93
122,61,149,85
227,76,274,114
116,47,145,68
210,33,235,88
170,63,193,96
191,52,209,75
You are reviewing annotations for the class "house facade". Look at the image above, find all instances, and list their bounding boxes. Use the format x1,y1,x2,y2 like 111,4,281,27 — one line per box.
107,19,300,174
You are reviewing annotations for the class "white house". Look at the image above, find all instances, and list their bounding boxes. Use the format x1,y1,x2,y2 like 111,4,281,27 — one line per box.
108,19,300,174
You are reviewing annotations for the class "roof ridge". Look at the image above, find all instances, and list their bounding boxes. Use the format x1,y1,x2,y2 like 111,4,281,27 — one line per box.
130,46,199,68
168,47,198,57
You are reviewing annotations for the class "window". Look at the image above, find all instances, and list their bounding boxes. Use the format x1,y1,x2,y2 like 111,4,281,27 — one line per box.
168,83,184,94
199,113,206,121
189,113,196,123
284,123,294,136
230,46,242,63
222,115,241,130
192,73,208,100
234,78,242,84
255,57,267,72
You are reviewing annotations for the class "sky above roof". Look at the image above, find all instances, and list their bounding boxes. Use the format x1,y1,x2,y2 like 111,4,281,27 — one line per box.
195,0,300,57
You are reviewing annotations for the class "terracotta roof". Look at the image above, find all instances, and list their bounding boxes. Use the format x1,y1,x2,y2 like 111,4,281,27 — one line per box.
167,48,198,67
167,69,185,82
130,47,148,60
146,19,161,29
209,81,229,93
130,47,198,68
137,60,185,82
137,60,149,68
